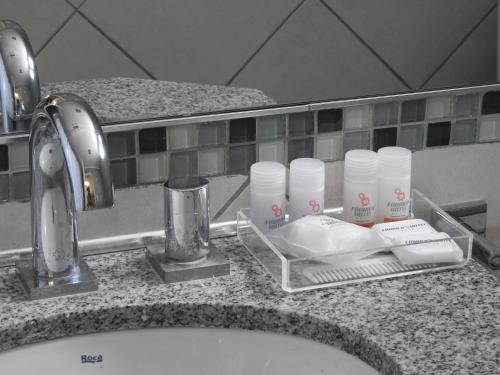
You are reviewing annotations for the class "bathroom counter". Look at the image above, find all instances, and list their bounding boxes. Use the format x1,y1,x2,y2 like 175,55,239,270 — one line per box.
0,237,498,375
41,77,276,123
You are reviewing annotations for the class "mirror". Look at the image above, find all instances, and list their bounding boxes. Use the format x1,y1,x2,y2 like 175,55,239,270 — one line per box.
1,2,500,262
0,0,497,129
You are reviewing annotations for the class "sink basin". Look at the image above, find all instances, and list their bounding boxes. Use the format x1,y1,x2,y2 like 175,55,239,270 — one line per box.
0,328,380,374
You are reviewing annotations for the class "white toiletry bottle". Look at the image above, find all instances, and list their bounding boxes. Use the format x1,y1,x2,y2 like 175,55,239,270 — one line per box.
250,161,286,233
289,158,325,221
343,150,378,227
377,147,412,223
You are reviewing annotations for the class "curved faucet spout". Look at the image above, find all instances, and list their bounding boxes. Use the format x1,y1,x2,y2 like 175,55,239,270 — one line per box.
0,20,40,133
30,94,114,280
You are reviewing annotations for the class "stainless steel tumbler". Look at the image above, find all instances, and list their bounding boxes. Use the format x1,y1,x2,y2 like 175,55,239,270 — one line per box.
164,177,210,262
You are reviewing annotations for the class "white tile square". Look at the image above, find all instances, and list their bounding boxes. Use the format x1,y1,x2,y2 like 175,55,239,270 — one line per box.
9,142,29,171
198,148,225,176
168,124,198,149
139,154,167,183
258,141,285,163
344,105,371,129
479,117,500,141
427,96,452,119
316,134,343,161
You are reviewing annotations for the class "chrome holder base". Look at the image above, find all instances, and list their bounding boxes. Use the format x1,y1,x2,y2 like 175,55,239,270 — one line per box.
146,243,230,283
16,260,98,300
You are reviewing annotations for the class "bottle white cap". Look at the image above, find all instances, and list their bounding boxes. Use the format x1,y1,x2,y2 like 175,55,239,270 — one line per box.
378,147,412,178
344,150,378,182
289,158,325,192
250,161,286,194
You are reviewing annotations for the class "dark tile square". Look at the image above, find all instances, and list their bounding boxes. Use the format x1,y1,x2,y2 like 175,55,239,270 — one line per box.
12,172,30,201
401,99,426,123
288,138,314,163
289,112,314,136
373,127,398,151
139,127,166,154
317,109,343,133
111,159,137,188
427,122,451,147
257,115,285,140
0,174,9,201
229,118,256,143
373,102,399,126
229,145,256,174
343,131,371,154
0,145,8,171
169,151,198,178
199,121,226,145
107,131,136,158
481,91,500,115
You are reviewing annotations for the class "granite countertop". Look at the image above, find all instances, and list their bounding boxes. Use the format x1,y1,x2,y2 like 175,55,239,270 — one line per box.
0,237,498,375
41,77,276,123
2,78,497,373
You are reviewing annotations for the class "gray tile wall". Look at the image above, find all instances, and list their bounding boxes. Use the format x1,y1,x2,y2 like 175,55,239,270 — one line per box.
4,85,500,204
0,0,497,104
3,142,500,252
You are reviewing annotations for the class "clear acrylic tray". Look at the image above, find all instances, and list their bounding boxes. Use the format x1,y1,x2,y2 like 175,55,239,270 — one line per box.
237,189,472,292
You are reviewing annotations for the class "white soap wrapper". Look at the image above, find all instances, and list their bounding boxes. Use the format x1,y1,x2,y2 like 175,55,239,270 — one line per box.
372,219,436,240
391,232,463,265
266,215,390,260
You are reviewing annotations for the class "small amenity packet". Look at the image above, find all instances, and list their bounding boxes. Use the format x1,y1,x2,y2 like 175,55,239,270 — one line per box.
372,219,436,240
266,215,390,260
373,219,463,265
390,232,464,265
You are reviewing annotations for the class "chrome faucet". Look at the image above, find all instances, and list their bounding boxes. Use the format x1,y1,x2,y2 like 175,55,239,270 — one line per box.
0,20,40,133
17,93,114,298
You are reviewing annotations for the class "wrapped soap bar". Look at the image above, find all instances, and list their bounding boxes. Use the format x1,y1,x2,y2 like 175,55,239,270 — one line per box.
374,219,463,265
372,219,436,240
391,232,463,265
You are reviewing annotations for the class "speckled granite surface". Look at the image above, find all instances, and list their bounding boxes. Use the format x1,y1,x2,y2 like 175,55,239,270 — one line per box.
41,78,276,123
0,237,498,375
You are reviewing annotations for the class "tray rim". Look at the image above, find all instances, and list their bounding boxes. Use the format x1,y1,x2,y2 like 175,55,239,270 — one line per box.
236,189,473,292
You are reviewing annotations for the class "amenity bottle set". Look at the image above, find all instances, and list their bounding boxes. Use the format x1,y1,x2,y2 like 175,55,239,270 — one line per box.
250,158,325,233
344,147,412,227
249,146,412,233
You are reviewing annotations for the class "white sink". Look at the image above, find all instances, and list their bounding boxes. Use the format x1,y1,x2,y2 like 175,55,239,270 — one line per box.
0,328,380,374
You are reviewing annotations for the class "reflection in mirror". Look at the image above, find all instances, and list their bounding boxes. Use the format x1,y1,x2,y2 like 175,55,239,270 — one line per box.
0,20,40,134
0,1,497,129
0,2,500,268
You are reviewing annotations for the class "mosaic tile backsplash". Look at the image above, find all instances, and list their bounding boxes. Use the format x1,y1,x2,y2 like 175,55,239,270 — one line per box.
2,86,500,202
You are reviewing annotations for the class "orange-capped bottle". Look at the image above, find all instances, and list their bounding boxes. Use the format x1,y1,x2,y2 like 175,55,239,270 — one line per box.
343,150,378,227
377,147,412,223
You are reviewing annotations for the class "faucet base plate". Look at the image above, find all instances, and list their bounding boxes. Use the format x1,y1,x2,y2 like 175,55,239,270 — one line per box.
16,260,98,300
146,243,230,283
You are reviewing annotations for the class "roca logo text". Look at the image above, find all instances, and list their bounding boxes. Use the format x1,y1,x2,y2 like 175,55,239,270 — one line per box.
81,354,103,364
